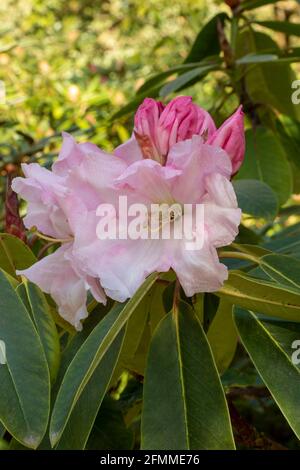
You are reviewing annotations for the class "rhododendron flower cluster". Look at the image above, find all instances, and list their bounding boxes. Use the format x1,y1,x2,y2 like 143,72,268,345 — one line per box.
12,96,245,330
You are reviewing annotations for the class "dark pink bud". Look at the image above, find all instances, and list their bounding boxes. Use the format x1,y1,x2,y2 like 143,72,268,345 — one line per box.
208,105,245,175
134,96,216,164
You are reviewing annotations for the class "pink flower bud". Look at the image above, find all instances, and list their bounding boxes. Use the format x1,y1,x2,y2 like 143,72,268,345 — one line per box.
134,96,216,164
134,98,165,163
208,105,245,175
157,96,216,156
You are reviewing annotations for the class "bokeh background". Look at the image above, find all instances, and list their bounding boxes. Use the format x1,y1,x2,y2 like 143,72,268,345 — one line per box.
1,1,299,224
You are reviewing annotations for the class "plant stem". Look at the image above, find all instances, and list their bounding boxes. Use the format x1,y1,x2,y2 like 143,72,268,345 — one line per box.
219,250,259,265
172,279,181,315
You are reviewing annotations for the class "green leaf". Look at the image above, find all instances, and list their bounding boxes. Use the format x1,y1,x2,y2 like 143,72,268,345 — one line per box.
22,282,60,384
159,64,218,97
217,271,300,322
52,304,111,395
137,59,220,96
207,300,237,375
236,128,292,205
50,273,158,446
233,179,278,219
185,13,228,63
50,305,125,447
203,293,220,332
112,86,161,120
240,0,281,12
236,224,262,245
141,301,235,450
86,396,134,450
234,309,300,439
0,270,50,448
0,422,6,439
55,329,124,449
0,234,36,278
118,294,153,368
253,21,300,37
260,254,300,291
236,53,278,64
116,281,166,376
264,222,300,258
232,243,271,259
236,30,300,120
275,119,300,192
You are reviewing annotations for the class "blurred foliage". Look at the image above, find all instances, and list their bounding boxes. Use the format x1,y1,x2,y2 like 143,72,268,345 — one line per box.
0,0,218,226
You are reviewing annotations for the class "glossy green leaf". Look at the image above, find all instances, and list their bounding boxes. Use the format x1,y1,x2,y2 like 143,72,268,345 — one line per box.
50,304,125,447
137,61,218,96
141,301,235,450
203,293,220,332
260,254,300,291
236,30,300,120
0,422,6,439
232,243,271,259
275,119,300,193
235,224,262,245
0,270,50,448
234,309,300,439
207,300,237,375
217,271,300,322
116,281,166,376
86,396,134,450
112,86,161,120
253,21,300,37
237,128,292,205
159,64,218,97
55,329,124,449
22,282,60,384
0,234,36,278
50,273,158,446
51,305,111,399
240,0,282,12
236,53,278,64
233,179,278,219
264,222,300,258
184,13,227,63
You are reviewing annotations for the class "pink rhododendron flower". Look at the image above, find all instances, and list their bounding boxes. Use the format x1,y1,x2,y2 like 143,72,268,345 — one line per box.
12,133,127,330
74,135,241,301
116,97,245,175
12,96,245,327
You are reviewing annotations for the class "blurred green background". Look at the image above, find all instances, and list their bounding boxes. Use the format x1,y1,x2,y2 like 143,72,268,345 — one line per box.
0,0,299,183
0,0,213,156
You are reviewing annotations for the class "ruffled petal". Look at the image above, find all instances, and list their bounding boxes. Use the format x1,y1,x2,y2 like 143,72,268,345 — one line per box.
203,173,241,247
52,132,105,176
166,136,232,203
115,159,180,203
97,238,169,302
12,163,70,238
17,244,104,330
171,239,228,297
114,135,143,164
